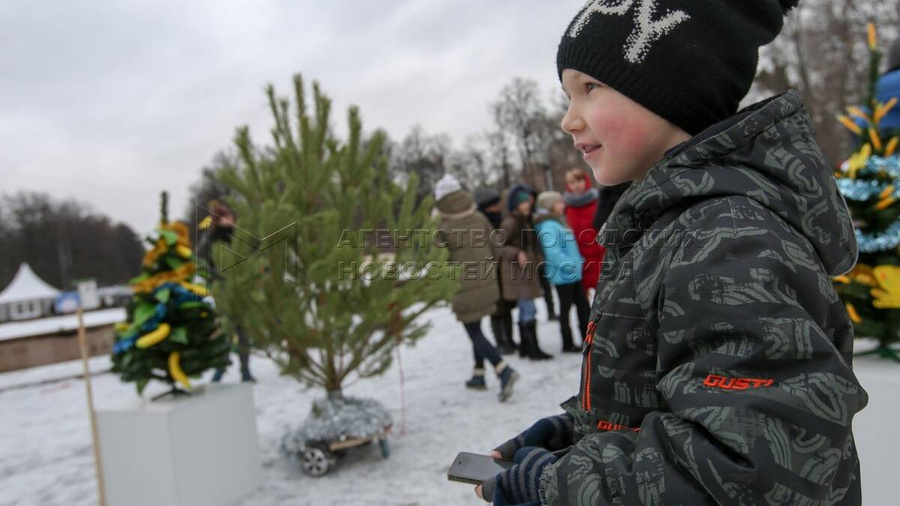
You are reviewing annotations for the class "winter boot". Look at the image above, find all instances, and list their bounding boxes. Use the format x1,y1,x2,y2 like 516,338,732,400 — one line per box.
492,316,516,355
241,367,256,383
211,368,225,383
560,323,580,353
490,317,508,355
517,322,533,358
525,320,553,360
502,313,517,352
496,362,520,402
466,368,487,390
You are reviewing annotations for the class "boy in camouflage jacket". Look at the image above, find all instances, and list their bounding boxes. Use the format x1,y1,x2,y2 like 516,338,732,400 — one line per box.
477,1,868,504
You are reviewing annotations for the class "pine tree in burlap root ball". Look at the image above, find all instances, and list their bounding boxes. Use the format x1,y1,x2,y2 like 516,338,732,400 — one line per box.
210,75,456,473
111,192,231,396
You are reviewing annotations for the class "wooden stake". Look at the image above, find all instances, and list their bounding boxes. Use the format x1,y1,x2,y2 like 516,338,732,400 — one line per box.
77,307,107,506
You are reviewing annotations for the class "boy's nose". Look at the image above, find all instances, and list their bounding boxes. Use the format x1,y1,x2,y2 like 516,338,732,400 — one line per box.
560,105,583,134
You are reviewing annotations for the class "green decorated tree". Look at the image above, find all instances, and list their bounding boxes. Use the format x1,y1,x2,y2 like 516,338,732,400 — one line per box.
111,192,231,396
211,74,455,400
834,23,900,362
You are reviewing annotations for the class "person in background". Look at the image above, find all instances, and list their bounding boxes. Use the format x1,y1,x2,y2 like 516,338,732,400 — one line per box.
435,175,519,401
197,201,255,383
498,184,553,360
534,191,590,353
531,186,560,323
475,187,517,355
562,168,604,297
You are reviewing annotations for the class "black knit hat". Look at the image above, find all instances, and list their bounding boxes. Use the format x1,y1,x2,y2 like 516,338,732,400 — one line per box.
557,0,800,135
473,187,501,209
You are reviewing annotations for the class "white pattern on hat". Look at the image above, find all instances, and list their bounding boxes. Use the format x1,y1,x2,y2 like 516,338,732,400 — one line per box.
568,0,691,64
434,173,462,202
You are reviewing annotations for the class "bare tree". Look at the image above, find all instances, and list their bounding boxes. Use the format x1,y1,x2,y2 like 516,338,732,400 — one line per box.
750,0,900,166
184,149,239,224
0,192,143,291
391,125,454,201
491,78,550,188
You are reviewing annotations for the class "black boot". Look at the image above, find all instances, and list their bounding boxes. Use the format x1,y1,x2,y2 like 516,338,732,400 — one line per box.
502,313,517,352
523,321,553,360
517,322,533,358
491,317,513,355
560,321,579,353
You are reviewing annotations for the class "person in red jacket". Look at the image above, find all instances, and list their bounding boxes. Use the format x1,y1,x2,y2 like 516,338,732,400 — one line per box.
563,168,604,296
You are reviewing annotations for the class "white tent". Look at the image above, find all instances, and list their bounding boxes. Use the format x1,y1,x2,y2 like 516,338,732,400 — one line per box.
0,264,60,322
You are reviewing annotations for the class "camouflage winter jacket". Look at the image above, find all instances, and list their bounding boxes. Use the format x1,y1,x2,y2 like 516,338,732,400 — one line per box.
539,91,868,505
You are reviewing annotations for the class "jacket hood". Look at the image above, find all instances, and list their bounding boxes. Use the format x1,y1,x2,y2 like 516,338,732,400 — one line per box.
533,208,565,226
507,183,534,213
606,91,857,276
436,189,476,218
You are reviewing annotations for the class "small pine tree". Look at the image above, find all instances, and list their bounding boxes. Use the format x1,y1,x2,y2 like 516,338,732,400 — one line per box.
212,74,455,398
111,192,231,395
834,23,900,362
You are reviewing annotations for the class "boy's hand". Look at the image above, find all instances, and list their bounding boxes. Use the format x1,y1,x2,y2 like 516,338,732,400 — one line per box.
474,452,505,499
517,250,528,267
476,447,556,504
493,413,574,460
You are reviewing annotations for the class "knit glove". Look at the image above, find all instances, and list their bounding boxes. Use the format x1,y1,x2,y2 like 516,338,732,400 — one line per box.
481,447,556,505
493,413,574,460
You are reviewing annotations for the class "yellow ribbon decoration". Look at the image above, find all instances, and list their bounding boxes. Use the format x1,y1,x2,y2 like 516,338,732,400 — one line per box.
871,266,900,309
846,302,862,324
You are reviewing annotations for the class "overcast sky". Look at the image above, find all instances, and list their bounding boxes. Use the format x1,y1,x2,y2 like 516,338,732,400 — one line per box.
1,0,584,237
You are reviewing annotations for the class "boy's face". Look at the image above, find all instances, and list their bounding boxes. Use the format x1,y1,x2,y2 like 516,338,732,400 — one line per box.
560,69,691,186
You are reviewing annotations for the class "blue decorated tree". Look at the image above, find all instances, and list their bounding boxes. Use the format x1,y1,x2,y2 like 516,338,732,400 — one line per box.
834,23,900,362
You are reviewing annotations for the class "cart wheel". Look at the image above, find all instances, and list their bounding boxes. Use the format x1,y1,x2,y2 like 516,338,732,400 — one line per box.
379,438,390,459
301,446,334,477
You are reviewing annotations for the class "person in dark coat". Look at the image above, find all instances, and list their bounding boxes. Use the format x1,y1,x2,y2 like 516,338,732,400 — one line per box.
497,184,553,360
474,187,518,355
197,201,255,383
435,175,519,401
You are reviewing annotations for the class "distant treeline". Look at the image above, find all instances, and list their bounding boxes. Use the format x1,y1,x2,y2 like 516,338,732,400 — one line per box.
0,191,144,291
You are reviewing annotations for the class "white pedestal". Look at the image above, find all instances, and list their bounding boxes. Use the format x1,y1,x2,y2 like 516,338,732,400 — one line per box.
96,383,262,506
854,358,900,506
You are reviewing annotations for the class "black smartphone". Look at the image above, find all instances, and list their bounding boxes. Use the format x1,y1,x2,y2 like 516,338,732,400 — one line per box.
447,452,514,485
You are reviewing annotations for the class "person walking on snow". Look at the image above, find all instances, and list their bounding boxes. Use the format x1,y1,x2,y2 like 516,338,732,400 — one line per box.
498,184,553,361
562,168,605,297
477,1,867,504
434,174,520,402
534,191,591,354
475,187,518,355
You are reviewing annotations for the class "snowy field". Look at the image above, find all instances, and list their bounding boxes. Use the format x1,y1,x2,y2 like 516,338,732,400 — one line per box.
1,304,898,506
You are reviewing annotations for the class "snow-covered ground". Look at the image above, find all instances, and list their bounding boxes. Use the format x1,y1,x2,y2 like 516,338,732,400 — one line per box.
0,305,898,506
